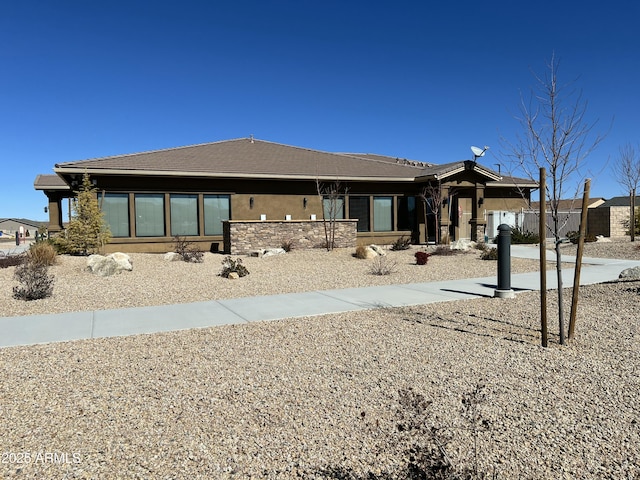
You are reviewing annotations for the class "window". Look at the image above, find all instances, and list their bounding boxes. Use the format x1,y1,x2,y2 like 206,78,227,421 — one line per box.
397,196,417,231
99,193,129,237
135,194,165,237
349,196,370,232
323,196,344,220
204,195,230,235
373,196,393,231
170,194,199,236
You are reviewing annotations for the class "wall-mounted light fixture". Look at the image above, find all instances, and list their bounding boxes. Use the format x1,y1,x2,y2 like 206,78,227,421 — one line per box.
44,206,48,213
442,198,448,206
303,197,308,209
249,197,254,209
478,197,484,206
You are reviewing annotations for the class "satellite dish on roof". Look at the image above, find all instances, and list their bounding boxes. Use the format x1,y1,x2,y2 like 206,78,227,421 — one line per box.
471,145,489,162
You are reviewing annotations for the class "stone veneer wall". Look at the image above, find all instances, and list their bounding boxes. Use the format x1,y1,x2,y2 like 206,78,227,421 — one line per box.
223,220,358,254
588,206,631,237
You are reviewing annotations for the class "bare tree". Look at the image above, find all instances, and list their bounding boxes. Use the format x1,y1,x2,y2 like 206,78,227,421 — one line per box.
501,54,606,345
419,181,443,245
613,143,640,241
316,179,347,251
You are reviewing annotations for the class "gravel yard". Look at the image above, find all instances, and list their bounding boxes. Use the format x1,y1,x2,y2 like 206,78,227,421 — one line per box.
0,240,639,478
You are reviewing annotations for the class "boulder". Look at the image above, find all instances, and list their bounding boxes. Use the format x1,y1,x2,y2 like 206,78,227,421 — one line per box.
87,256,119,277
227,272,240,280
619,266,640,280
451,239,476,251
262,248,287,257
361,246,378,259
596,235,612,243
164,252,183,262
109,252,133,271
369,244,386,256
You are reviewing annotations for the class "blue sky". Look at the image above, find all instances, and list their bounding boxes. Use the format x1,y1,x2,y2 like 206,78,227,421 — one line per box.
1,1,638,221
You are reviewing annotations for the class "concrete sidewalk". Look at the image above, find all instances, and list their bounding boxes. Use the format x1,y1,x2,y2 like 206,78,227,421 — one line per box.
1,246,638,348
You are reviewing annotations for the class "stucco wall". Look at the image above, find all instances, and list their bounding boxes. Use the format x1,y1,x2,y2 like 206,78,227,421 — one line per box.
223,219,358,254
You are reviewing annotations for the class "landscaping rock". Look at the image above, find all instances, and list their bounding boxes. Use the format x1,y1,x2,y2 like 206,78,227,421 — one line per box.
596,235,612,243
361,246,378,259
87,255,119,277
109,252,133,271
164,252,182,262
451,239,476,251
227,272,240,280
369,244,386,256
619,266,640,280
262,248,287,257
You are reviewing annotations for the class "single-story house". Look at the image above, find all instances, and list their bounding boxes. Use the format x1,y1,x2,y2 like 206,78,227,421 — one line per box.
588,196,638,237
34,138,536,253
0,218,44,237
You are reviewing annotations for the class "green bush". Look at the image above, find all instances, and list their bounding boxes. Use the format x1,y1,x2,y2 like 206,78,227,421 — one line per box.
507,227,540,244
220,256,249,278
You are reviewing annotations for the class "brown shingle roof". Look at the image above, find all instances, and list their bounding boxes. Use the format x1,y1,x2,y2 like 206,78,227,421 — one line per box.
54,138,421,181
33,174,70,190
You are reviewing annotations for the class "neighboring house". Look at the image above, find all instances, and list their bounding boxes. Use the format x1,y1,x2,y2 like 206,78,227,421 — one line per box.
588,196,638,237
34,138,536,253
0,218,43,237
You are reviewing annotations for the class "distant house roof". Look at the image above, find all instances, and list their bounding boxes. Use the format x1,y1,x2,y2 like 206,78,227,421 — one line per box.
530,198,606,210
0,218,43,229
43,137,534,188
599,196,639,208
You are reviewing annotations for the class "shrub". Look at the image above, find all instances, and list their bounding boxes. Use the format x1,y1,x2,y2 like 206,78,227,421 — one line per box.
0,252,26,269
354,245,369,259
510,227,540,244
27,241,57,267
280,239,294,252
13,260,55,300
415,251,431,265
431,245,461,256
566,231,597,244
480,247,498,260
219,256,249,278
173,235,204,263
369,256,397,276
390,236,411,251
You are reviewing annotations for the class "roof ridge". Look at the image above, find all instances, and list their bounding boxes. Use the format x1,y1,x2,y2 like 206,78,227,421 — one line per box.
55,137,250,166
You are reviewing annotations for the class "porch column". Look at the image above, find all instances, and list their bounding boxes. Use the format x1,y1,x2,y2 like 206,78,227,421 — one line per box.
440,185,450,243
470,184,487,242
46,192,65,234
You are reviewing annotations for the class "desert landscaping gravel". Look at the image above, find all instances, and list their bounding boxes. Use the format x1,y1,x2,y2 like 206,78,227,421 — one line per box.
0,241,639,478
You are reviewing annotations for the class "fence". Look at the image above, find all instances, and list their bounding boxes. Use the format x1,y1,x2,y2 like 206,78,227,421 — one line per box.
518,210,582,238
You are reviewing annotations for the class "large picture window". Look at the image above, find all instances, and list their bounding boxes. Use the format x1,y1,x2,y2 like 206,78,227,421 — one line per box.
170,194,199,236
373,196,393,232
135,194,165,237
100,193,129,237
204,195,230,235
348,196,370,232
397,196,417,231
323,196,344,220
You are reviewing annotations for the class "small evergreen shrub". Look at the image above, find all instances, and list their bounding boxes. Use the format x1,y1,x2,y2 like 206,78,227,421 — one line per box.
415,251,431,265
390,236,411,251
219,256,249,278
13,260,55,300
510,227,540,244
0,252,26,269
27,241,57,267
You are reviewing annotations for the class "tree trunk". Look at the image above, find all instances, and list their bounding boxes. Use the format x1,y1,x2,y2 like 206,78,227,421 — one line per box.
631,189,636,242
556,241,565,345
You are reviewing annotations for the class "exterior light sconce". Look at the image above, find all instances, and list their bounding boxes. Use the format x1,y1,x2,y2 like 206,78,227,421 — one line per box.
44,206,48,213
303,197,308,209
249,197,254,209
478,197,484,206
442,198,448,206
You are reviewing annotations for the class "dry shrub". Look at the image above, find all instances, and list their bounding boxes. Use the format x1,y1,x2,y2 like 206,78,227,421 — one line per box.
369,256,397,276
355,245,369,259
13,260,55,300
27,241,58,266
